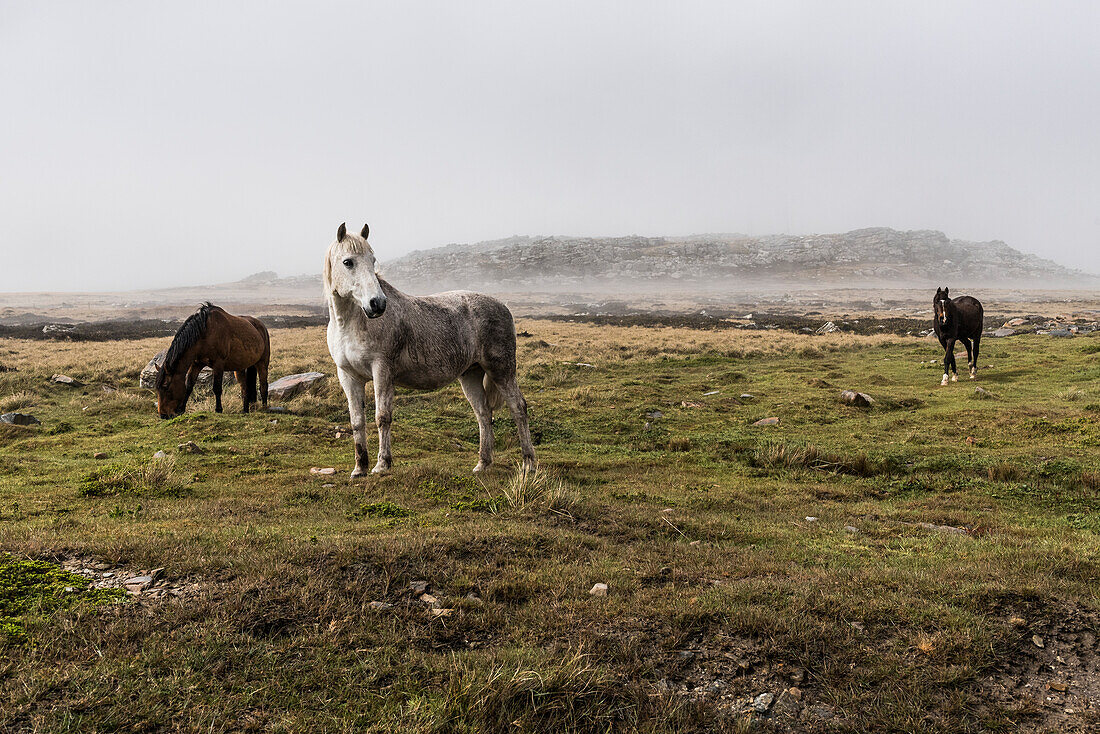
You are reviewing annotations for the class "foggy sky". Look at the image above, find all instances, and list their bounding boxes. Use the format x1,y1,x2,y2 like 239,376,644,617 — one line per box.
1,1,1098,292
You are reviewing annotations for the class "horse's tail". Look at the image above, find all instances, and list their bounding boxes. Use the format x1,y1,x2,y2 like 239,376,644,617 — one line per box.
483,374,505,412
246,366,258,405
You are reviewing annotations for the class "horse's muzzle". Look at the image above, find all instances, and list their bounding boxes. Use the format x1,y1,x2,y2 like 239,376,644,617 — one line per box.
365,296,387,319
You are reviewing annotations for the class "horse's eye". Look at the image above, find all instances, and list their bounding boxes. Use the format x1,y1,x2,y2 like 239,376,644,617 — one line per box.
342,258,354,269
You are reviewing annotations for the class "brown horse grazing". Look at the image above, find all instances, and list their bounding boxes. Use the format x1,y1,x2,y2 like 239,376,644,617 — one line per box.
155,303,271,418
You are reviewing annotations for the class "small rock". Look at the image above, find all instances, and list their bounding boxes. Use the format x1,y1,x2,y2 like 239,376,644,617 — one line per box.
177,441,204,454
124,575,154,592
1009,616,1027,627
805,516,818,522
643,421,652,430
646,410,663,419
992,328,1015,337
702,390,719,396
844,525,859,534
589,583,608,597
464,592,483,604
419,593,440,607
51,374,82,386
740,393,755,399
93,452,108,460
1,412,40,426
753,692,774,713
1032,634,1045,648
706,679,727,693
153,450,167,459
839,390,874,407
92,561,113,571
681,401,704,408
429,608,454,619
752,416,780,426
322,483,335,489
409,580,429,595
788,668,805,684
310,467,336,475
1049,681,1068,692
973,386,994,399
368,601,393,611
268,372,327,401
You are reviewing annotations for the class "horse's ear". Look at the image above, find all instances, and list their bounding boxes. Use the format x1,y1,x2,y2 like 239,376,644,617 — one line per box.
360,223,369,239
943,287,949,297
337,222,347,242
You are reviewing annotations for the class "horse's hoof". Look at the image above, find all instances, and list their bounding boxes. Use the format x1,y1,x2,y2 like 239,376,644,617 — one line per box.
472,462,490,473
350,467,369,479
371,463,391,475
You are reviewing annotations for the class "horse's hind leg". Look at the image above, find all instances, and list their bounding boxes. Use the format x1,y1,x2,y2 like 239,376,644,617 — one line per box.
235,370,249,412
370,363,395,474
960,338,974,380
337,367,371,478
258,357,269,409
971,335,981,379
487,372,536,473
459,369,494,473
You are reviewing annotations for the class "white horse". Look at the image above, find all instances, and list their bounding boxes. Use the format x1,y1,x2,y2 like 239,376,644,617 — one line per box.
324,222,536,476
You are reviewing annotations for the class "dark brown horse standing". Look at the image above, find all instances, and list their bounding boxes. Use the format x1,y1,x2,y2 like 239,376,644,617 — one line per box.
933,287,984,386
155,303,271,418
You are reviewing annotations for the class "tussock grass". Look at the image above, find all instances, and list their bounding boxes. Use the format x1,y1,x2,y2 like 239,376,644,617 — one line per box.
0,390,36,413
78,456,187,498
498,465,577,513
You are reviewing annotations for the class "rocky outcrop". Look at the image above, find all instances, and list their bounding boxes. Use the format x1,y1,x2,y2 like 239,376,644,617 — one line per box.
379,228,1092,290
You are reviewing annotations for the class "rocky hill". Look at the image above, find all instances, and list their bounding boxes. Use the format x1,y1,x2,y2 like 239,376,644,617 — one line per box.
380,228,1093,291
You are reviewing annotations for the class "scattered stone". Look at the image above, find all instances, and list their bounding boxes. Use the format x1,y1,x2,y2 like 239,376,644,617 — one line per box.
839,390,874,407
92,561,113,571
702,390,720,396
124,575,154,593
1049,681,1068,692
706,679,727,693
681,401,704,409
368,601,393,611
807,704,835,721
753,692,774,713
973,386,994,399
589,583,608,597
805,516,818,522
844,525,859,534
646,410,663,419
267,372,327,400
93,452,108,460
1009,616,1027,627
1005,318,1028,327
1032,634,1045,648
752,417,780,426
153,450,167,459
773,687,803,717
464,593,483,604
51,374,82,386
409,580,429,595
788,668,806,684
1049,329,1073,337
322,483,335,489
419,593,440,607
918,522,968,535
1,412,40,426
177,441,205,454
816,321,839,334
429,608,454,619
310,467,336,475
689,540,701,546
740,393,755,399
992,328,1015,337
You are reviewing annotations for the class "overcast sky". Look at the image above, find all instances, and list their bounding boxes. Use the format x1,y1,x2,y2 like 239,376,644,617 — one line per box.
1,1,1097,292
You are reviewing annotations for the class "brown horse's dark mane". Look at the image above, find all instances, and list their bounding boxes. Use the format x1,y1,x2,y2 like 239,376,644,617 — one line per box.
158,302,219,384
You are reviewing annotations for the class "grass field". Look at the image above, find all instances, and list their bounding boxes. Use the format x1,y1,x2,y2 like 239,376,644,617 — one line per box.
1,322,1099,732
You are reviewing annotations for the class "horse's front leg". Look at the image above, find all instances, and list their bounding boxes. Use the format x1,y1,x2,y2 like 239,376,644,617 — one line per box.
337,367,371,478
211,369,224,412
960,337,974,380
940,337,952,386
371,363,395,474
